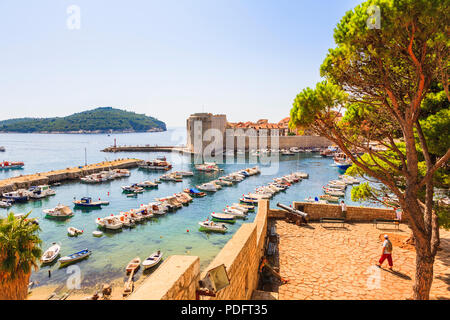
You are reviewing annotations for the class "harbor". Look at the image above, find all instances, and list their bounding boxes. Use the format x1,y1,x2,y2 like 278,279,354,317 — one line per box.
0,131,371,298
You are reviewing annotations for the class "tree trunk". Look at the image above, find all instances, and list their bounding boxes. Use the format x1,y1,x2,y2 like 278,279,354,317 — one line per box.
0,271,30,300
413,251,434,300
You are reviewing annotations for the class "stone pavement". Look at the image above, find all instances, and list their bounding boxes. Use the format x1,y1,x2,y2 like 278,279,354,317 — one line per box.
273,221,449,300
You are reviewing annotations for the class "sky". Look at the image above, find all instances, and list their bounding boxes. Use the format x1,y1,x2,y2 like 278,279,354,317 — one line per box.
0,0,362,127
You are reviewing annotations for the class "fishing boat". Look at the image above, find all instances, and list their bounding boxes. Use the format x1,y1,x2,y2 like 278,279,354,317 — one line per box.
73,197,105,208
227,205,248,214
28,185,56,199
58,249,92,265
96,216,123,230
138,160,172,171
44,205,74,219
0,161,24,170
184,188,206,198
195,162,219,172
199,220,228,233
121,185,144,193
320,194,340,203
145,202,167,216
173,171,194,177
211,212,236,224
2,190,30,203
116,214,136,227
67,227,83,237
41,243,61,264
136,181,158,188
142,251,163,270
239,197,259,205
334,153,353,170
126,257,141,274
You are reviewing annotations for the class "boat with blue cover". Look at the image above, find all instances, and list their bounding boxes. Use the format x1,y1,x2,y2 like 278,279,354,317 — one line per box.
73,197,108,208
184,188,206,198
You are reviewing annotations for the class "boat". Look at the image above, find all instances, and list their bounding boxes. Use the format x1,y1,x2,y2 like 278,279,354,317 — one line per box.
232,203,255,212
334,153,353,170
28,185,56,199
44,205,74,219
2,190,30,203
142,251,163,270
67,227,83,237
198,220,228,233
73,197,105,208
0,200,12,208
0,146,4,152
197,183,219,192
239,197,259,205
320,194,340,203
126,257,141,274
0,161,24,170
184,188,206,198
211,212,236,224
195,162,219,172
96,216,123,230
41,243,61,264
121,185,144,193
173,171,194,177
138,160,172,171
58,249,92,265
223,208,247,219
92,231,103,237
136,181,158,188
323,189,345,197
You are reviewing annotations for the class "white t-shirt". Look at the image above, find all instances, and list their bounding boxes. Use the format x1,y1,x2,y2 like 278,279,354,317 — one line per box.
341,203,347,212
382,240,392,254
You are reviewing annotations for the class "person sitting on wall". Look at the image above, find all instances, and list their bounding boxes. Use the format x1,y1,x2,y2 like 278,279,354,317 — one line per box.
340,200,347,220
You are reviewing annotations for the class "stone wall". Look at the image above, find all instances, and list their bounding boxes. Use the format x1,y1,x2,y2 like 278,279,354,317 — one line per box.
129,255,200,300
291,202,401,222
225,135,332,151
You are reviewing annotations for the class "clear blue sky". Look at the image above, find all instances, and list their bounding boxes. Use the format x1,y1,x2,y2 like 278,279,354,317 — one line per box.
0,0,362,127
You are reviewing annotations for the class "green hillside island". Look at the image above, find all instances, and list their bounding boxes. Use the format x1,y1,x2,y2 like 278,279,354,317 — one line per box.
0,107,167,133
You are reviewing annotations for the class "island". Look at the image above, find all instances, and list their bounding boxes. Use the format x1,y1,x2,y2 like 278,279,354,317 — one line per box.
0,107,166,134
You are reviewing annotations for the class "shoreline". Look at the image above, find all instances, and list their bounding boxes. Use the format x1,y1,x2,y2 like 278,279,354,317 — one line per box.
0,130,166,135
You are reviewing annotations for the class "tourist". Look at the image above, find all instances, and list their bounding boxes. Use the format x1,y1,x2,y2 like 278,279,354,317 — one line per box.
340,201,347,219
377,235,393,270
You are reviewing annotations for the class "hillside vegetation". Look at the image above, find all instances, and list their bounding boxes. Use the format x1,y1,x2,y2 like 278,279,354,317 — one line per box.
0,107,166,133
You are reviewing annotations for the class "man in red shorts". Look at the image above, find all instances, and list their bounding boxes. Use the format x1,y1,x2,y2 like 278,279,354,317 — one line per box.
377,234,393,270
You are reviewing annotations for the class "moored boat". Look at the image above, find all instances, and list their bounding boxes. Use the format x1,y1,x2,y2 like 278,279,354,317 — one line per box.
126,257,141,274
0,161,24,170
198,220,228,233
142,251,163,270
211,212,236,224
73,197,105,208
41,243,61,264
67,227,83,237
58,249,92,265
44,205,74,219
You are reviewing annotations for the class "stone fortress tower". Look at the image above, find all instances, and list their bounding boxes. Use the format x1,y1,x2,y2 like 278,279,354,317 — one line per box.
186,113,227,153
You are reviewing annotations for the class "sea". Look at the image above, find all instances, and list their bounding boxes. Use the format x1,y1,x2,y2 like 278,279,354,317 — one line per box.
0,128,377,291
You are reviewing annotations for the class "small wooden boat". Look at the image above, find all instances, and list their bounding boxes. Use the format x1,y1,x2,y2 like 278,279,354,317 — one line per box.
58,249,91,265
126,257,141,274
67,227,83,237
142,251,163,270
198,220,228,233
41,243,61,264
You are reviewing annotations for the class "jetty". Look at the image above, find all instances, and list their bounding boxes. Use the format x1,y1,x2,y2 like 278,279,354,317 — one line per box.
101,145,191,154
0,159,142,194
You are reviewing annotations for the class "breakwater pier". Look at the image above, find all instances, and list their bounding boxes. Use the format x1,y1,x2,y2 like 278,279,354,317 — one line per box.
101,145,190,154
0,158,142,194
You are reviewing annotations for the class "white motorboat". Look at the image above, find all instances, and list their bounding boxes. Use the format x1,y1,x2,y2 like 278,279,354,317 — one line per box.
197,183,219,192
142,251,163,270
44,205,74,219
28,185,56,199
0,200,11,208
96,216,123,230
223,208,247,219
67,227,83,237
198,220,228,233
41,243,61,264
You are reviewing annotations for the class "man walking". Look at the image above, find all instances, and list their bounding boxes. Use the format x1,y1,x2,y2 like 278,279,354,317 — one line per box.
340,200,347,219
377,235,393,270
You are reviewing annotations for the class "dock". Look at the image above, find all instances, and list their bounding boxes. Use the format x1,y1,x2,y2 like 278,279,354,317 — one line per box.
0,158,142,194
101,145,192,154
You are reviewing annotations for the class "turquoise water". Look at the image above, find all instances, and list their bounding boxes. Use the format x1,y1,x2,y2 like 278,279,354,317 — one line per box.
0,130,373,289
